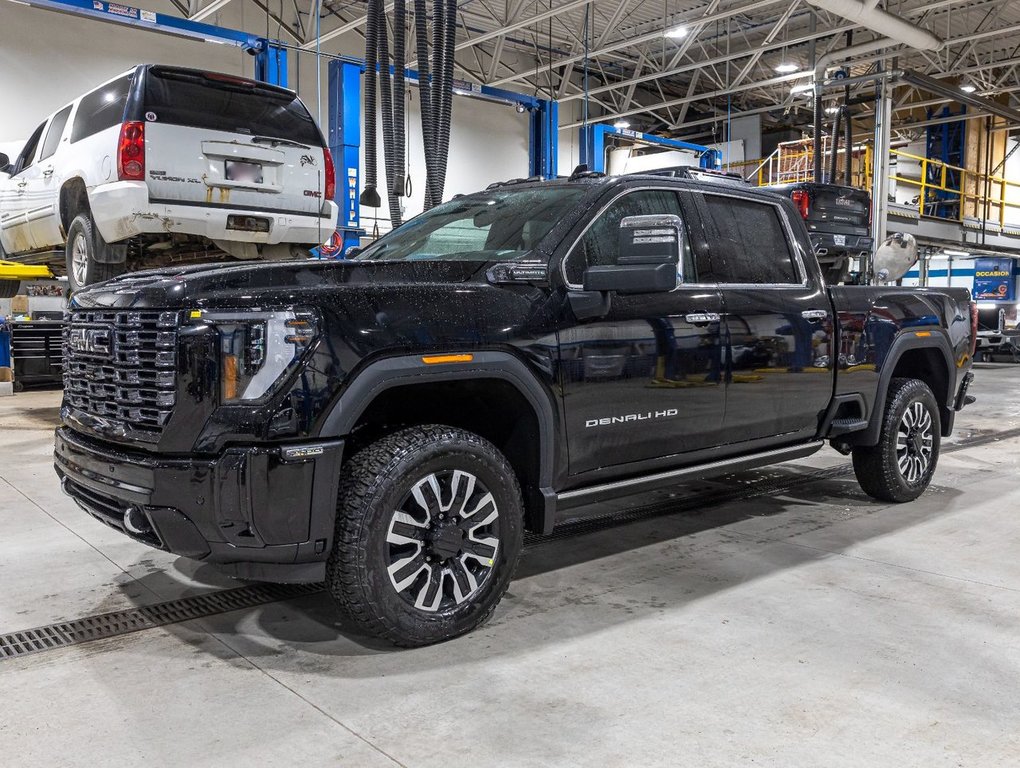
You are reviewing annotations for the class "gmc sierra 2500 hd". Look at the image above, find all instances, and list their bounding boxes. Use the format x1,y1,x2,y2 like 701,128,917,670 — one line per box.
54,173,977,646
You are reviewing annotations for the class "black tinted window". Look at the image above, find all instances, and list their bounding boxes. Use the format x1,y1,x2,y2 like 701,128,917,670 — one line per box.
40,105,72,160
703,195,799,283
71,75,132,143
144,68,321,146
567,189,695,284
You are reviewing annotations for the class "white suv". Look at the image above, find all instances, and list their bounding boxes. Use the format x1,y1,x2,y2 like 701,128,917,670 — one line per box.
0,65,339,292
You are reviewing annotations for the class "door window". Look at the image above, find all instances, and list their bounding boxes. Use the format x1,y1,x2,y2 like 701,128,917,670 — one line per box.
701,194,801,284
71,75,132,143
565,189,697,285
12,123,46,175
39,105,73,161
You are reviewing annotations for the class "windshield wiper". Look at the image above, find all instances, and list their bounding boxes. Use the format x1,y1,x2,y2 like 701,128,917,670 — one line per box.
251,136,311,149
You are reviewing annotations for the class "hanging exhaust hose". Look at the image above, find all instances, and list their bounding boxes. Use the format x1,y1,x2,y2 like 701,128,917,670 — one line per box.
432,0,457,204
375,3,401,229
829,107,842,186
414,0,434,210
392,0,407,206
360,0,382,209
428,0,446,208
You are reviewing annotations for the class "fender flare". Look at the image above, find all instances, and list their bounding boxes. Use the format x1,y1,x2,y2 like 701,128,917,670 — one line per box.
857,330,956,446
319,351,559,532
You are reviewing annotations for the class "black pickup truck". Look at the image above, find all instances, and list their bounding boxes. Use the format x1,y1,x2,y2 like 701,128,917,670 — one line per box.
54,173,976,646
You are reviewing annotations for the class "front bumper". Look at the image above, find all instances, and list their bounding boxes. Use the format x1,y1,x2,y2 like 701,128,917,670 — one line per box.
89,181,340,247
54,427,343,582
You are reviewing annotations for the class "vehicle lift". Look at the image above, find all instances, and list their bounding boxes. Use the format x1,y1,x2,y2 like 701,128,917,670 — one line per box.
578,124,722,174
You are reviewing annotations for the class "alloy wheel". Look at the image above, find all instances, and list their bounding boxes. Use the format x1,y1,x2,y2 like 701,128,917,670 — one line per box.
72,233,89,287
385,469,500,612
896,400,934,484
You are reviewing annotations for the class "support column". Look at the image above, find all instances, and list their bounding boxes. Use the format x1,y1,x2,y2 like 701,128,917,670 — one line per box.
529,100,559,178
254,39,288,87
869,69,893,282
328,60,366,253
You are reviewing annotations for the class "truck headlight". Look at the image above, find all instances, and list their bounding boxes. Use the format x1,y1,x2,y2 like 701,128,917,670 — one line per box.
203,310,317,402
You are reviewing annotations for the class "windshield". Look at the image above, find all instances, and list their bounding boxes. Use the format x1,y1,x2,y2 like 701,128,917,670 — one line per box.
355,186,586,262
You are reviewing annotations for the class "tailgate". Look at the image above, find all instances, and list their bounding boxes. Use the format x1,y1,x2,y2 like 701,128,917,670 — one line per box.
141,67,326,216
808,185,869,233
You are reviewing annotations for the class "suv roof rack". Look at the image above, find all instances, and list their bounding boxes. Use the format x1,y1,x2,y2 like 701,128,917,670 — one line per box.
633,166,749,185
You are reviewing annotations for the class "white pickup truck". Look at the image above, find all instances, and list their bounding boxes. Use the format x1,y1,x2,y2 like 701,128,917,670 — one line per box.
0,65,339,293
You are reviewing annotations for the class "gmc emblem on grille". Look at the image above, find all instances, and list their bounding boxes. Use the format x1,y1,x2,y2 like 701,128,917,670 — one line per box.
68,328,111,355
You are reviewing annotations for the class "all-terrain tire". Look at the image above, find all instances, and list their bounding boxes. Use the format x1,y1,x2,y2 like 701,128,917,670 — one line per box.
852,378,941,503
326,425,524,647
65,213,125,292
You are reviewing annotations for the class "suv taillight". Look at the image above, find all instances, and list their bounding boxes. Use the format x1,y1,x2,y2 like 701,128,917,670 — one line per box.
791,189,810,219
118,121,145,181
323,147,336,201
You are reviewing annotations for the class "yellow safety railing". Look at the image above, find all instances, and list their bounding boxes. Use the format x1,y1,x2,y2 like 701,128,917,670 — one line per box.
889,148,1020,229
728,141,872,189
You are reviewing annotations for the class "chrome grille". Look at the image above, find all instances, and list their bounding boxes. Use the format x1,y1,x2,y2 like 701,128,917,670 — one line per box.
63,310,179,439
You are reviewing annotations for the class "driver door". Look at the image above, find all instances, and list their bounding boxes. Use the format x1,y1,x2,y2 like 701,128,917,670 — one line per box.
558,188,726,477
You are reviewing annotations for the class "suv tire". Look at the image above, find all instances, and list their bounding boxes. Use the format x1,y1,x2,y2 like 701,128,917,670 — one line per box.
326,425,524,647
66,213,125,292
852,378,940,503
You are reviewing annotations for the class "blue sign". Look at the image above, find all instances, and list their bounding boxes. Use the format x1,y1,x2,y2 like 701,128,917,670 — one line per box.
972,257,1015,302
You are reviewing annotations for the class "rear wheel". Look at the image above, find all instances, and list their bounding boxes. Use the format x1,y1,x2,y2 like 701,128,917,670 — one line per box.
65,213,125,292
852,378,940,503
326,425,524,647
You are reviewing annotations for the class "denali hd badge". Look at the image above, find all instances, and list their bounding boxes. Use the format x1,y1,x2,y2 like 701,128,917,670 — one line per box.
585,408,679,428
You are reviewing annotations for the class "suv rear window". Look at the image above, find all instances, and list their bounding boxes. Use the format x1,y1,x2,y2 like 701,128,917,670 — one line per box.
71,75,132,143
143,68,322,146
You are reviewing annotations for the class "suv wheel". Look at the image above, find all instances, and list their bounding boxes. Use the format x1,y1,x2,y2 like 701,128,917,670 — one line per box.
66,213,125,292
327,425,524,646
852,378,940,503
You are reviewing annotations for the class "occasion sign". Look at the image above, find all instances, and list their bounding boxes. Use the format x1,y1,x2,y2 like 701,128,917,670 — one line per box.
972,258,1016,301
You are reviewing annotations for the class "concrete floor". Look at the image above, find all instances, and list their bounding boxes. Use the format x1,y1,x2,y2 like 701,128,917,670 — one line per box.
1,365,1019,767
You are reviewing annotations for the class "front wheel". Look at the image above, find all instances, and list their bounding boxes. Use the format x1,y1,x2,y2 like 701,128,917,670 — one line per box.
65,213,125,292
852,378,940,503
326,425,524,647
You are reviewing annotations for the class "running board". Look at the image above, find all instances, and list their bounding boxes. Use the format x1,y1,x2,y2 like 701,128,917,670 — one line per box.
556,442,825,512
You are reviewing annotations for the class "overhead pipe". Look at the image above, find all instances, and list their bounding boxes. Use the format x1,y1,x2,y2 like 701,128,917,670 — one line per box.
804,0,943,52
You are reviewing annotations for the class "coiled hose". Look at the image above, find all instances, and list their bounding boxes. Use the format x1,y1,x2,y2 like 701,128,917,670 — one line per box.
360,0,381,209
376,3,401,229
433,0,457,204
392,0,407,206
414,0,434,210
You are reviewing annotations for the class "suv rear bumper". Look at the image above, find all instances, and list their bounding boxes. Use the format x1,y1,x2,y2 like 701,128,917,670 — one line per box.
89,181,339,247
53,427,343,582
810,232,873,255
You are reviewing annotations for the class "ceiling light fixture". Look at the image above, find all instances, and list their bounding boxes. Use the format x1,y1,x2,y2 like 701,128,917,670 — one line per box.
614,120,631,129
790,83,815,96
959,83,977,93
775,63,800,74
664,25,688,39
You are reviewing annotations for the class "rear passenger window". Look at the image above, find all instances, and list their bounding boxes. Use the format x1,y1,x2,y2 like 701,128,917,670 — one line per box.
40,105,72,160
71,75,132,143
703,195,800,284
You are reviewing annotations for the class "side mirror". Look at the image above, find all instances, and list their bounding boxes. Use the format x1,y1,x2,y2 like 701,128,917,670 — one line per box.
583,214,682,294
0,153,9,174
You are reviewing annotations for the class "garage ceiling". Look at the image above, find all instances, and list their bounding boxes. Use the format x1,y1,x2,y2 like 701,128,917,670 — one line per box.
186,0,1020,137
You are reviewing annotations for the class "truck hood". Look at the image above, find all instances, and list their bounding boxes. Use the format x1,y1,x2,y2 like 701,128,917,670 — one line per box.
68,259,487,310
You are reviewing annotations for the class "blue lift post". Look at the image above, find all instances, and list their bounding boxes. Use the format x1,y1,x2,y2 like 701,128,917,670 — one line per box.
327,59,559,254
578,124,721,173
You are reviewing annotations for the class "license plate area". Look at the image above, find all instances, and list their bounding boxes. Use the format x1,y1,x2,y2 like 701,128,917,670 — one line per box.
833,234,847,246
227,215,271,233
225,160,263,184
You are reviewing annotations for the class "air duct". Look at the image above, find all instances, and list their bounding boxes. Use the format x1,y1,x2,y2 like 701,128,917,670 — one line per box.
805,0,943,52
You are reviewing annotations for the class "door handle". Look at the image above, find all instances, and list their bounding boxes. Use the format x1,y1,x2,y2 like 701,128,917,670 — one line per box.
17,180,27,188
42,167,54,177
685,312,721,326
801,309,829,321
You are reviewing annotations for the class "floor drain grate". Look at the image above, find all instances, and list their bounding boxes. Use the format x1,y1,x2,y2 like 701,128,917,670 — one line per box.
0,582,324,661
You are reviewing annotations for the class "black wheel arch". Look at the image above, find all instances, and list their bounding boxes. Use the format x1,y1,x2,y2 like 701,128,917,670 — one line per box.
856,330,957,447
319,351,560,534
